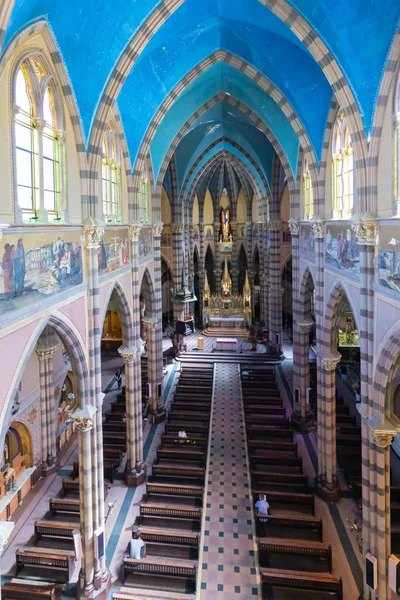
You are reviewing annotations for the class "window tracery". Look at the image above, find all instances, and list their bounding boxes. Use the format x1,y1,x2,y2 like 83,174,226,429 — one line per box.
13,57,65,223
332,114,354,220
303,159,313,220
101,124,121,223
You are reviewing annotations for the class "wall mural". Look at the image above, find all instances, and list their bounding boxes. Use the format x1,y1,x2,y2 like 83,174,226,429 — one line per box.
377,226,400,294
0,229,83,317
98,228,129,275
205,225,214,240
300,224,316,261
325,225,360,276
161,226,171,246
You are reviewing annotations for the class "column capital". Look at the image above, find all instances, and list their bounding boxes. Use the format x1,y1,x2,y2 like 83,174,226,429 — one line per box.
350,212,377,245
199,221,205,228
152,222,163,237
36,345,58,359
321,352,341,371
310,217,325,239
297,321,313,334
184,223,191,232
288,218,300,236
268,219,283,231
118,344,138,363
143,316,160,330
33,117,47,133
56,129,66,144
368,416,400,448
170,221,184,233
83,218,105,248
69,405,97,432
129,222,142,242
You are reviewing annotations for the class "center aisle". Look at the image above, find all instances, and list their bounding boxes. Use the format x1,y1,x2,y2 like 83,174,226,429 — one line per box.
199,363,260,599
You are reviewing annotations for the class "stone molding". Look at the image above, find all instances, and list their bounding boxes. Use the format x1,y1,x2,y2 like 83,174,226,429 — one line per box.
297,321,313,334
83,222,104,248
143,316,159,329
118,345,139,363
129,223,141,242
170,221,184,233
36,345,58,359
268,219,283,231
350,213,377,246
152,222,163,237
310,218,324,239
288,219,300,236
321,353,341,371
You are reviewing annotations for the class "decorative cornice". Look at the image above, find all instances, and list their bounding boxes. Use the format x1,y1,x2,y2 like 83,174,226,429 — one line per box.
170,221,184,233
36,345,58,359
321,353,341,371
73,416,95,433
297,321,313,334
184,223,191,232
368,416,400,448
288,218,300,236
310,217,324,239
118,345,138,363
129,223,141,242
350,213,377,245
143,316,159,329
152,222,163,237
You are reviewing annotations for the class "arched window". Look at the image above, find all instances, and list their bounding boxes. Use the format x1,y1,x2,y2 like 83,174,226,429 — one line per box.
332,114,354,219
13,57,65,223
393,73,400,213
101,124,121,223
303,160,313,220
140,176,149,223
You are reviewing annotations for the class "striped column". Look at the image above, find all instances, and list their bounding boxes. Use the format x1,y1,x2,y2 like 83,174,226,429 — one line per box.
246,221,254,300
72,409,95,594
36,338,59,471
258,222,265,323
261,223,269,329
214,220,222,294
268,220,283,354
199,221,205,320
171,221,184,295
231,220,238,293
83,223,107,584
146,222,165,424
129,223,145,471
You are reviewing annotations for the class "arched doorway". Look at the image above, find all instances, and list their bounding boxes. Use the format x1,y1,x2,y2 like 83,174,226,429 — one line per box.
238,245,248,294
282,256,292,333
205,246,216,293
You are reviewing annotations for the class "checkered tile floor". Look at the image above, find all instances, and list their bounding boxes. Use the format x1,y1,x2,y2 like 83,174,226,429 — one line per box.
199,363,261,599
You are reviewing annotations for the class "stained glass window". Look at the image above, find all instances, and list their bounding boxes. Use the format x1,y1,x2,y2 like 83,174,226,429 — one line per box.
332,116,354,219
101,127,121,222
303,160,313,220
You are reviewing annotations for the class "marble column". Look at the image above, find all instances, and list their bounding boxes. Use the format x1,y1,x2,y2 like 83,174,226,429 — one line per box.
292,322,314,432
231,221,238,294
70,406,96,595
83,222,108,587
148,222,165,423
118,345,146,486
268,220,283,355
199,221,205,318
36,333,59,472
214,220,222,295
315,353,341,502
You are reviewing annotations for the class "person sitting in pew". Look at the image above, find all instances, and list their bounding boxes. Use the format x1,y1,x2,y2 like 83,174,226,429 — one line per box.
130,528,146,559
255,494,270,519
241,370,249,380
178,429,188,443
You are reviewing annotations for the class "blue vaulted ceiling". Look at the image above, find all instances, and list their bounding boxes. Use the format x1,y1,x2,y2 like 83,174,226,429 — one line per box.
4,0,400,190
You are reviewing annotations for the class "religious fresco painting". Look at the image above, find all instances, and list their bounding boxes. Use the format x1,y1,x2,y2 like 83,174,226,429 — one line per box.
205,225,214,240
325,225,360,275
300,225,316,261
377,226,400,295
161,226,172,247
138,226,153,262
98,228,130,275
0,229,83,317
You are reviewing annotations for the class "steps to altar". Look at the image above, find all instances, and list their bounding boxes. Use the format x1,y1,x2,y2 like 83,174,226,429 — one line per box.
202,326,250,338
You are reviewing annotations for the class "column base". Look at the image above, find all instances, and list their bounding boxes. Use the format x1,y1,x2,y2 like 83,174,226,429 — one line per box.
78,572,111,600
315,474,341,503
125,461,147,487
291,411,314,434
37,457,60,477
149,407,166,424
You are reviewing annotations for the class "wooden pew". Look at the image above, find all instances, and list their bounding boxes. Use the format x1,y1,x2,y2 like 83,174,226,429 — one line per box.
256,514,323,541
2,581,62,600
146,482,203,498
246,425,293,441
123,556,196,584
245,415,289,427
61,478,79,497
157,447,206,464
253,489,315,515
169,410,210,422
140,504,202,520
251,471,308,489
105,411,125,423
244,405,285,416
16,548,75,583
152,464,205,481
49,498,80,518
249,453,302,469
248,439,297,454
138,527,199,547
35,521,77,543
259,537,332,571
261,568,342,598
161,433,207,448
167,422,209,434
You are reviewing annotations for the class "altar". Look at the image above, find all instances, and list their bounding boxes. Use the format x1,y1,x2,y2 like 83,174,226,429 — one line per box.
216,338,238,352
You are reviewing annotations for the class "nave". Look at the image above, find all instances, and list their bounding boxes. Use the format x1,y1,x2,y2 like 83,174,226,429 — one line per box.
0,349,361,600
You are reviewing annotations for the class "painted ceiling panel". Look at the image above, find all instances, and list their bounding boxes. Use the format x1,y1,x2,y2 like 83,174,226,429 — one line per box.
285,0,400,132
149,63,299,185
3,0,164,139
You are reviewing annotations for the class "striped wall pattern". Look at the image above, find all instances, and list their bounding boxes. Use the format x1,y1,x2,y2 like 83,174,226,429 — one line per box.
293,267,314,421
267,156,283,353
149,226,165,415
36,345,57,465
291,226,302,416
130,231,145,466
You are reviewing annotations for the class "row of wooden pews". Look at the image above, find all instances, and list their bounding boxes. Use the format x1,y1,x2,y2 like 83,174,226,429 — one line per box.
1,471,82,598
121,364,214,596
241,366,343,599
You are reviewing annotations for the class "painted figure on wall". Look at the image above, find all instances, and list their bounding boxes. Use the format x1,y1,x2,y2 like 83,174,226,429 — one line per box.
378,231,400,294
219,208,232,242
98,232,130,274
0,232,83,317
325,227,360,275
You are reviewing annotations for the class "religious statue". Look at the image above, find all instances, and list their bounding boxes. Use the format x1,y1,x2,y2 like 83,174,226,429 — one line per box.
219,208,233,242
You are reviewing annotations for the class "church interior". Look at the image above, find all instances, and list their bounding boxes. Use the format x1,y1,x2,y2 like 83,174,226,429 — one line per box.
0,1,400,599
